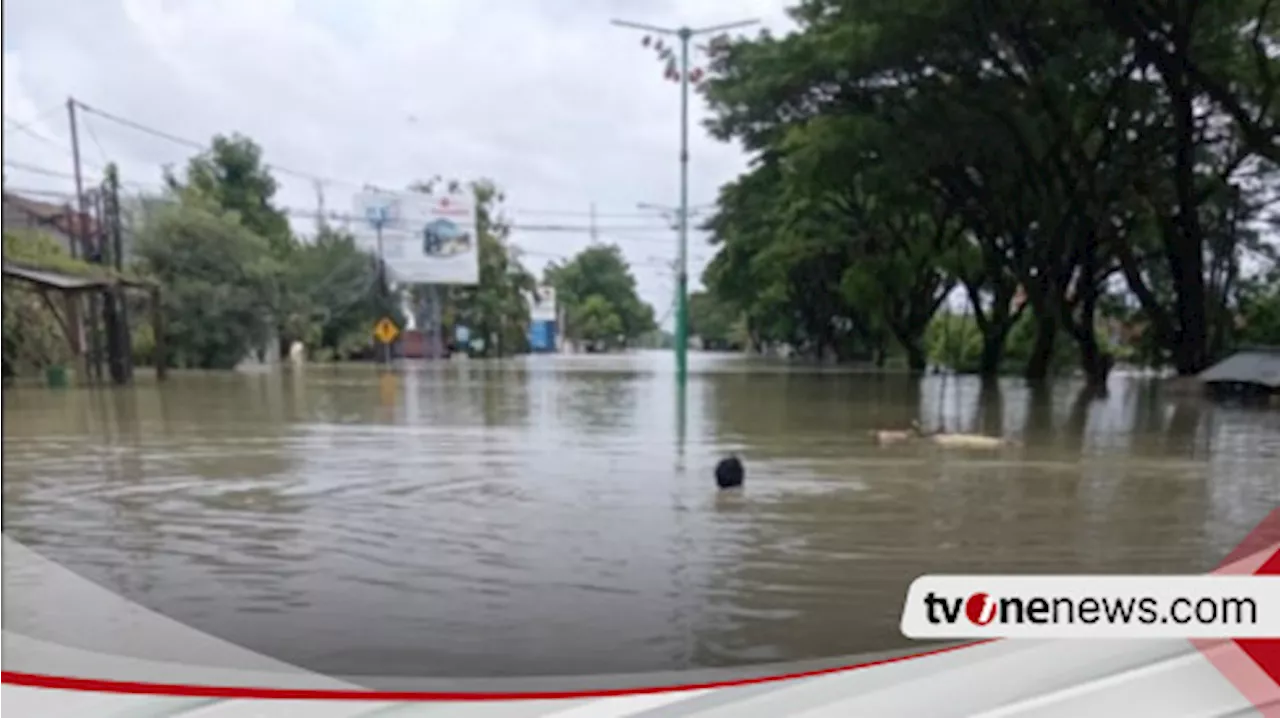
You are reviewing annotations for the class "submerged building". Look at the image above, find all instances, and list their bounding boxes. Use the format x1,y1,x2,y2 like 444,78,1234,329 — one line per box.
526,285,559,353
1197,347,1280,402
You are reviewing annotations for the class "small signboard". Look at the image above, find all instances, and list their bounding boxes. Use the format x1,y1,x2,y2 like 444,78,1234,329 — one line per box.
373,317,400,344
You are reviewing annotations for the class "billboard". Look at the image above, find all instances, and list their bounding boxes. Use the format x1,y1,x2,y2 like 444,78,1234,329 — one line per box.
527,285,557,323
352,189,479,285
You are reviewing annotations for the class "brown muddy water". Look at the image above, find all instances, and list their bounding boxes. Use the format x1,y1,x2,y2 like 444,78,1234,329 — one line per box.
3,351,1278,677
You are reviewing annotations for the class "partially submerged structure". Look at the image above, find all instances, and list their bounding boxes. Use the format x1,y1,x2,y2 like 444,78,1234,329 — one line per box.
2,260,165,384
1197,347,1280,403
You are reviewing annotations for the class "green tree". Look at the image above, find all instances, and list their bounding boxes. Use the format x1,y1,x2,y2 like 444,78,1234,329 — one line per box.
1,231,90,375
164,134,307,355
284,227,399,360
698,0,1276,381
544,245,655,348
165,134,292,251
1090,0,1279,165
571,295,624,347
1237,266,1280,347
688,290,742,350
134,198,278,369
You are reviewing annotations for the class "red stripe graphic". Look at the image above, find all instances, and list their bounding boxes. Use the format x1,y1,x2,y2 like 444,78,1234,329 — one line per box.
1193,507,1280,717
1,641,990,701
5,510,1275,702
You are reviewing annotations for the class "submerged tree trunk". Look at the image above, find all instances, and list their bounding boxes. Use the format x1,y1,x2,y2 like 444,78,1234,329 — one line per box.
903,341,927,373
1025,315,1058,382
962,276,1023,378
1070,283,1113,390
1066,241,1114,392
889,324,929,374
979,331,1005,377
1169,65,1209,376
1078,337,1113,391
1114,17,1211,376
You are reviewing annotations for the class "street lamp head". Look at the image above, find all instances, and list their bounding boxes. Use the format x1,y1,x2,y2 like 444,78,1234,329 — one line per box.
691,19,761,36
613,18,760,38
611,18,676,35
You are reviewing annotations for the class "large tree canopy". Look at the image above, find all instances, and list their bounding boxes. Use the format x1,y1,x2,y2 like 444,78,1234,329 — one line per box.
697,0,1279,380
545,245,656,349
134,198,278,370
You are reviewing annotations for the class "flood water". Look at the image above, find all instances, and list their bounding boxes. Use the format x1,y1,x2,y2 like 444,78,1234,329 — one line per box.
4,351,1278,678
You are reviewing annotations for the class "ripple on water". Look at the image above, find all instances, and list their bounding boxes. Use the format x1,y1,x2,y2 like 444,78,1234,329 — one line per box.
3,362,1278,677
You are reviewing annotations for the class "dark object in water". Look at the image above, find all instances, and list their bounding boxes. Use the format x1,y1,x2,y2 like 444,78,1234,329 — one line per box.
715,456,744,489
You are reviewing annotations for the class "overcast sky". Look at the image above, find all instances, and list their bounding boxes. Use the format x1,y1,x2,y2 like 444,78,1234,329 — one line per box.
2,0,796,327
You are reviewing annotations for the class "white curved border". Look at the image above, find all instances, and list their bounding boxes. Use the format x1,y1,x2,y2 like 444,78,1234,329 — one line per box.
3,535,1275,717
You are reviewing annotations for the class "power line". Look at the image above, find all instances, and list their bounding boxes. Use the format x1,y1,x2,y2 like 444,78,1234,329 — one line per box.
3,117,109,175
0,170,688,241
22,101,719,230
81,114,113,167
507,207,666,219
511,223,678,233
0,185,79,200
3,159,87,181
277,207,677,234
1,103,64,137
73,101,205,151
4,116,62,147
67,100,713,221
1,159,165,193
74,99,361,189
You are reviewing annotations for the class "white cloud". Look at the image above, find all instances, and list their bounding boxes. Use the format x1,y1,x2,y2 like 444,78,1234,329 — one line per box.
2,0,796,321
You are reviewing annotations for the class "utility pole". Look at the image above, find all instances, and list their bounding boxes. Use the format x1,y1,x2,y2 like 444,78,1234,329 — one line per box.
68,96,105,383
106,167,132,381
67,98,87,261
612,17,759,384
589,202,598,244
314,180,327,234
367,205,392,366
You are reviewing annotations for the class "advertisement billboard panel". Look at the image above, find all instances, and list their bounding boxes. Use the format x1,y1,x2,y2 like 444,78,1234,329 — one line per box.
352,189,479,285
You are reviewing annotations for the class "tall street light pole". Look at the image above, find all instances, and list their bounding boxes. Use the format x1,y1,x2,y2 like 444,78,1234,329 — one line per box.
612,17,759,384
366,205,392,366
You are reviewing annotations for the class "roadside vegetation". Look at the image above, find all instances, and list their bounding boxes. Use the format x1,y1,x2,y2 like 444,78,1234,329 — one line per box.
689,0,1279,383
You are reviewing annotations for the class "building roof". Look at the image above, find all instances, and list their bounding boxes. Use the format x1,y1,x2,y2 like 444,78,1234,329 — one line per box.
2,261,154,292
1,261,106,291
1198,347,1280,389
3,192,67,221
2,192,100,238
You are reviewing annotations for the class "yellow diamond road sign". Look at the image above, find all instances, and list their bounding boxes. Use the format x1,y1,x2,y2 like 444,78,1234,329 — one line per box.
373,317,399,344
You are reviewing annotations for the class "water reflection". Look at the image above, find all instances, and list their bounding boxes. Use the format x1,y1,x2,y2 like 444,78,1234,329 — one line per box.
2,355,1277,677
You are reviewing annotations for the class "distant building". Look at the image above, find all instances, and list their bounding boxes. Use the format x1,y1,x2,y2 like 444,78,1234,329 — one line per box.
2,192,99,257
525,285,558,353
1198,347,1280,401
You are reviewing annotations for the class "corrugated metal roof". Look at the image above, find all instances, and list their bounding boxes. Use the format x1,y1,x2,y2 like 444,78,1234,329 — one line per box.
1198,348,1280,389
1,261,108,290
2,260,156,290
